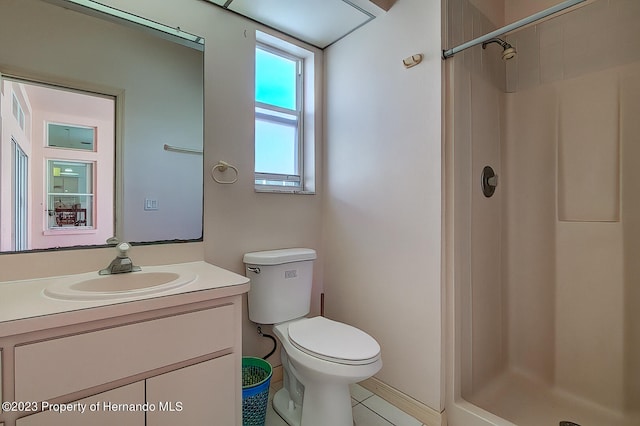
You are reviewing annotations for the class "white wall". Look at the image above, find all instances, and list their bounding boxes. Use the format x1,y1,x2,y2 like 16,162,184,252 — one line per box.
0,0,325,361
324,0,442,410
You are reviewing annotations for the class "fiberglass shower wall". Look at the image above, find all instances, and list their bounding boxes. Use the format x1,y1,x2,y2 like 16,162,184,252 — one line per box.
450,0,640,423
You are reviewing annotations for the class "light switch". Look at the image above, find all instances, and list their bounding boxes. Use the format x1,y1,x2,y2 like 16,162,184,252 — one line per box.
144,198,159,211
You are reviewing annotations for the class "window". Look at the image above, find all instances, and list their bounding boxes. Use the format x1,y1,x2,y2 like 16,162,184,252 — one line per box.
47,160,94,229
12,92,25,131
254,30,318,194
255,43,303,190
47,123,96,151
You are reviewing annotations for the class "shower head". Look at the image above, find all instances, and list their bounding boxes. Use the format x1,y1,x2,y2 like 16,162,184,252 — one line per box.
482,38,517,61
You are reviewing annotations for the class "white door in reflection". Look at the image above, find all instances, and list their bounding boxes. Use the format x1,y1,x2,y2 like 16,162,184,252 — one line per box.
12,138,28,251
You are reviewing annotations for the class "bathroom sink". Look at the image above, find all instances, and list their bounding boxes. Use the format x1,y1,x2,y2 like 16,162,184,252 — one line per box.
43,271,197,301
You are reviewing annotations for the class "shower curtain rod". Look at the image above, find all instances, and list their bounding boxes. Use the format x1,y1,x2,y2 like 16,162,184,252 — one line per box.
442,0,586,59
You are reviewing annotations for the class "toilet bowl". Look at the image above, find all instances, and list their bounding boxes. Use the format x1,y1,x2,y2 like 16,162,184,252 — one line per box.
273,317,382,426
243,248,383,426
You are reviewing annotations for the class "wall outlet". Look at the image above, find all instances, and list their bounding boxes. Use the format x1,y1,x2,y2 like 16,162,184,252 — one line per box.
144,198,159,211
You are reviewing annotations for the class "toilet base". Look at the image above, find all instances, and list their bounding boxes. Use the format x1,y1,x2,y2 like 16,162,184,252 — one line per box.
273,388,302,426
273,383,354,426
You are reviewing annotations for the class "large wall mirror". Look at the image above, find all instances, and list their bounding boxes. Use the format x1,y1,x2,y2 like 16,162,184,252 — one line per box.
0,0,204,253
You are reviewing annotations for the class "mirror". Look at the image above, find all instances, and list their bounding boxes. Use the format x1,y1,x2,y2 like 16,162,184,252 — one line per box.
0,0,204,253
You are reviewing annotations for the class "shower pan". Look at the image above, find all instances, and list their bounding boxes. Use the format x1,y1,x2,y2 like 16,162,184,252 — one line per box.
444,0,640,425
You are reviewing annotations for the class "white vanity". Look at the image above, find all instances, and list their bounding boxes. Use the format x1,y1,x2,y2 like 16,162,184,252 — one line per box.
0,261,249,426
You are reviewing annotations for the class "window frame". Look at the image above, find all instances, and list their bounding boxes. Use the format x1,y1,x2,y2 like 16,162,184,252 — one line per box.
12,91,25,131
254,42,306,192
46,159,96,230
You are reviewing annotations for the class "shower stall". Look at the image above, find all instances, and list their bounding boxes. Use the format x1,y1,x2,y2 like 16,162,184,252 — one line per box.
444,0,640,425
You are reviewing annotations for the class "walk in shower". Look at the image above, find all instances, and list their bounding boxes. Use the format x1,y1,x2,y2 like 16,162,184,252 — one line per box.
444,0,640,425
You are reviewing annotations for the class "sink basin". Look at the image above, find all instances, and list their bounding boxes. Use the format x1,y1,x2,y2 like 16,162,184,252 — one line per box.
43,271,197,301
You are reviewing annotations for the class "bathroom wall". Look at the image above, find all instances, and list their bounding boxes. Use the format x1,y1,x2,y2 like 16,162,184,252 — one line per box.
505,0,569,24
502,54,634,417
502,0,640,412
621,62,640,411
446,0,507,399
0,0,324,361
469,0,504,26
324,0,442,411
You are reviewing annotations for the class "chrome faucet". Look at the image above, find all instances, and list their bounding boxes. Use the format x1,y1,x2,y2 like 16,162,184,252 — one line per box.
99,241,142,275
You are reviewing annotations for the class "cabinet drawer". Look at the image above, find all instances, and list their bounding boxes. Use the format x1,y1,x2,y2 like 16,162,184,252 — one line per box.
15,305,234,402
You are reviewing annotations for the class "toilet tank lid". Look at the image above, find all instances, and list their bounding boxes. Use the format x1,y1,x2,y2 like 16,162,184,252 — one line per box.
243,248,317,265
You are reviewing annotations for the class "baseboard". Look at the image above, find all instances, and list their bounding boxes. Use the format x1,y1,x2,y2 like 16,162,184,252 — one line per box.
359,377,444,426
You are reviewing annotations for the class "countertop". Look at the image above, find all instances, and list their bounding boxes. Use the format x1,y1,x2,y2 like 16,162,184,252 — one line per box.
0,261,250,337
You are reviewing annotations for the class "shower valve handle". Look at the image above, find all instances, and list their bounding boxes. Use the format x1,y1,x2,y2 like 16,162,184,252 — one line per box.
481,166,498,198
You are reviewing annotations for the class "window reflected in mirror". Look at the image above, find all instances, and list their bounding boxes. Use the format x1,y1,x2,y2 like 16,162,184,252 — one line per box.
47,123,95,151
47,160,94,229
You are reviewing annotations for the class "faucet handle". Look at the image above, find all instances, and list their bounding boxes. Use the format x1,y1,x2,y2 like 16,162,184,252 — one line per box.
106,237,120,245
116,242,131,256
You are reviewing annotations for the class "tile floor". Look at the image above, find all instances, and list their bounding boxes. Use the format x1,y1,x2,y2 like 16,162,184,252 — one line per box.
265,382,426,426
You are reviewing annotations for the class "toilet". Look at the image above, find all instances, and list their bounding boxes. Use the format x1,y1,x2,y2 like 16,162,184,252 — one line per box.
243,248,382,426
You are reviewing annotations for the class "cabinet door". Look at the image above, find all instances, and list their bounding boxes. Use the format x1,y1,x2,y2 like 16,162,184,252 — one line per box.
16,381,144,426
146,354,237,426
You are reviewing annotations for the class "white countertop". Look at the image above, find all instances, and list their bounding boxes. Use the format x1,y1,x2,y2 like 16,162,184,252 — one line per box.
0,261,249,335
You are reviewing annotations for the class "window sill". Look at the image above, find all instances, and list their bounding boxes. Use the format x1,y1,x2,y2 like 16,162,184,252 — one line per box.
43,228,97,236
255,187,315,195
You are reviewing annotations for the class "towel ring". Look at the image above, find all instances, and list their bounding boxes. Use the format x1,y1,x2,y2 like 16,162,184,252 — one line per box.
211,161,238,184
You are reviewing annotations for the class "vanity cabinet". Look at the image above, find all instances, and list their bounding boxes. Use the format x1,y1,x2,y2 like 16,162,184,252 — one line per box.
15,382,144,426
15,356,235,426
0,290,246,426
146,355,236,425
14,305,234,403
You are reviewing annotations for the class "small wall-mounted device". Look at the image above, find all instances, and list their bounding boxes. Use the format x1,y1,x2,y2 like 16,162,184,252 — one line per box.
481,166,498,198
402,53,423,69
144,198,159,211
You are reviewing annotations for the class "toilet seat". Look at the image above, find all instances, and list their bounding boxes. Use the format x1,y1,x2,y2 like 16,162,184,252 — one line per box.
287,316,380,365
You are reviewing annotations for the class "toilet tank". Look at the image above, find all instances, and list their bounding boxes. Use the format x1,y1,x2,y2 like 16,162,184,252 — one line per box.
243,248,316,324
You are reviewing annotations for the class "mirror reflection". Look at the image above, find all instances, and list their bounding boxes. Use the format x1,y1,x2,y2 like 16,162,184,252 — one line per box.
0,0,204,253
2,79,115,251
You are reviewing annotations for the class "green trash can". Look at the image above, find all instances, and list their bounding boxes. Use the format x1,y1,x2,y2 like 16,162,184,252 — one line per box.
242,357,272,426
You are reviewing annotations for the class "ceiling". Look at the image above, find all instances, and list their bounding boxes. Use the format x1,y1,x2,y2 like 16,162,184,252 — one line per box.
204,0,395,49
